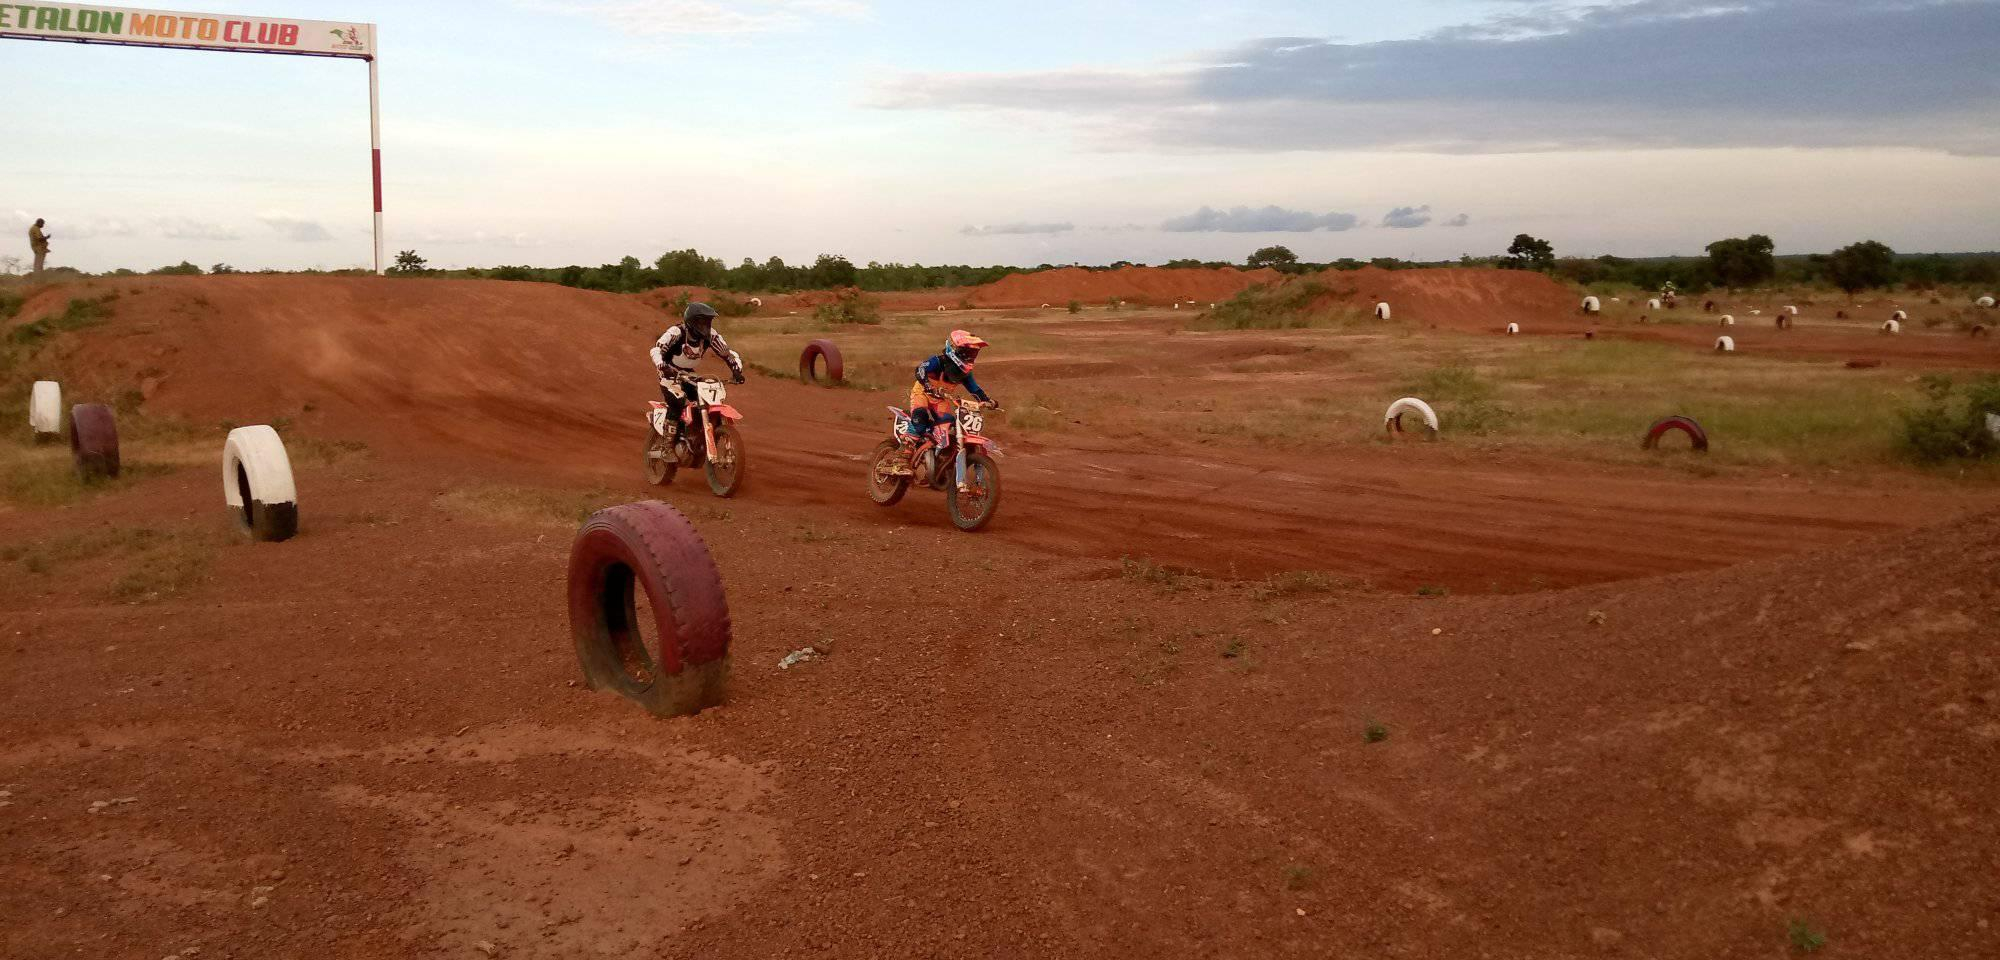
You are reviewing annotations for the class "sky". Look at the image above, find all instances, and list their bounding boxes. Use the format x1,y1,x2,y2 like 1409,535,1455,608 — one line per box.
3,0,1997,273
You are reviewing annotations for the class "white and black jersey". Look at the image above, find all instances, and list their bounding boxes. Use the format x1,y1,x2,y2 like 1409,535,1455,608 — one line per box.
651,324,744,378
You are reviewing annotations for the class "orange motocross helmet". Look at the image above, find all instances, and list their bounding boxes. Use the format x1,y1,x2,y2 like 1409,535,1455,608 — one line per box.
945,330,988,374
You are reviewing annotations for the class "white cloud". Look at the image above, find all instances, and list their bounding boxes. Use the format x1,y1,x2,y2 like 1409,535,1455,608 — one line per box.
259,213,334,243
1162,205,1360,233
157,217,241,241
1443,213,1471,227
960,222,1074,236
1381,205,1433,229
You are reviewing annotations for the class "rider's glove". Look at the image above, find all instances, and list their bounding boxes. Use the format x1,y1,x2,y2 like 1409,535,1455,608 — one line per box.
731,372,746,384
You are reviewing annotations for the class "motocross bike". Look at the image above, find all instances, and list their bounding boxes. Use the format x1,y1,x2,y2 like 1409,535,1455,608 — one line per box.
645,376,746,498
866,398,1001,531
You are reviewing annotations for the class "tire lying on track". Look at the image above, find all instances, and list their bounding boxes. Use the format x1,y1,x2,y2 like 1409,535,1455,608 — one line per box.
799,339,844,385
1715,336,1736,352
1505,322,1520,335
1775,314,1792,330
223,425,299,542
1719,315,1735,326
1383,397,1440,440
1643,415,1709,453
1581,296,1601,314
69,403,120,480
1374,302,1392,320
1882,319,1901,334
1972,324,1990,339
568,501,731,717
29,380,62,441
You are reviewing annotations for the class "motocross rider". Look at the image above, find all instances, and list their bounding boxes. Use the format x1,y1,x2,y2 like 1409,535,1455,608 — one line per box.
651,302,745,438
905,329,998,445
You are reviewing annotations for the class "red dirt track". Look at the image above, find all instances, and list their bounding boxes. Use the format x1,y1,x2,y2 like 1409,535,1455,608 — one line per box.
3,273,1998,959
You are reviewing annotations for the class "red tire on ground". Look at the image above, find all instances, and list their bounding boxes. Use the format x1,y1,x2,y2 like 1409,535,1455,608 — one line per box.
1973,325,1990,339
567,501,731,717
1775,315,1792,330
1643,415,1709,453
799,339,844,385
69,403,120,480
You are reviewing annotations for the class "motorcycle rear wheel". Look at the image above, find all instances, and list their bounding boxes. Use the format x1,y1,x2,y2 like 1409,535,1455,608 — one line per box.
867,440,910,507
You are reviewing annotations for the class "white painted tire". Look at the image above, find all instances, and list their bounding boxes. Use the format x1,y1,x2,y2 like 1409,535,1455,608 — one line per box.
1374,302,1392,320
1892,309,1908,321
1040,303,1050,309
1749,310,1762,316
1383,397,1440,439
1978,296,1995,309
1505,322,1520,335
748,297,763,307
1715,336,1736,352
1581,296,1600,313
1719,315,1735,326
223,425,299,542
29,380,62,438
1883,319,1901,334
1783,305,1799,315
1647,298,1662,310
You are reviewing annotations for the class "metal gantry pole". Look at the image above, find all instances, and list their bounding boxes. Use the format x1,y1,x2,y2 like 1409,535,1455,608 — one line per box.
369,51,383,276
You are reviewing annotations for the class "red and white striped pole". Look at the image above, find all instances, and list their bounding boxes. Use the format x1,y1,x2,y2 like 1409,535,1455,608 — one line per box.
368,49,383,275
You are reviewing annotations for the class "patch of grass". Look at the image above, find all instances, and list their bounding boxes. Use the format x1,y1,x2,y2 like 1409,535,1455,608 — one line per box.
0,444,174,508
1193,281,1356,331
1400,363,1512,436
1253,569,1342,599
1415,584,1449,598
791,524,846,543
1120,556,1184,591
7,295,114,346
1787,919,1828,953
1220,636,1247,659
1282,864,1316,891
8,526,212,603
435,485,623,528
0,290,23,320
1899,374,2000,464
1363,720,1389,744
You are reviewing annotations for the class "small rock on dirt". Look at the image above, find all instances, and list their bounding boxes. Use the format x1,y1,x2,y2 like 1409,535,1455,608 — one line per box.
1587,611,1607,626
474,941,500,957
778,646,826,670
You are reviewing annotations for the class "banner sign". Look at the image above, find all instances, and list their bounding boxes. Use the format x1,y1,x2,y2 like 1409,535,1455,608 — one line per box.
0,3,374,58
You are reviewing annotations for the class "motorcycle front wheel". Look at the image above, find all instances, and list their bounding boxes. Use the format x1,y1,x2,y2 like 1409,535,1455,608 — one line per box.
643,429,677,486
705,422,746,498
947,450,1000,531
866,440,910,506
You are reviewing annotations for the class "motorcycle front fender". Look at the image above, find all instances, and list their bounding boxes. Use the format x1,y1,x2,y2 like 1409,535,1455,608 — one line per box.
710,403,744,421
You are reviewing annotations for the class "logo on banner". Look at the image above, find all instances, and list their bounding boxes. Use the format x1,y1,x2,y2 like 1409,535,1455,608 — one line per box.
329,25,365,52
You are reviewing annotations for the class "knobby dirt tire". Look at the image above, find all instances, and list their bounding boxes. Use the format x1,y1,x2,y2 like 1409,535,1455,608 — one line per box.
69,403,119,480
223,425,299,542
947,450,1001,532
867,439,910,506
800,339,844,385
29,381,62,440
567,501,731,717
705,422,746,498
1642,416,1710,453
1383,397,1440,440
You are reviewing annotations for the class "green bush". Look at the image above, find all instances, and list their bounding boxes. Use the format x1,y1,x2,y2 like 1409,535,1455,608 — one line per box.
1067,300,1082,314
1900,374,2000,463
813,289,882,325
7,296,112,346
1196,281,1332,330
0,291,23,320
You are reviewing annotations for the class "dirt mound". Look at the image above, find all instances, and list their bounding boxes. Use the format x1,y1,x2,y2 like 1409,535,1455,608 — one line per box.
968,265,1281,308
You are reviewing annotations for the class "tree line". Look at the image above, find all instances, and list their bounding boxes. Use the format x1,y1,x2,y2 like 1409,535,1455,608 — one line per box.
1482,233,1999,295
